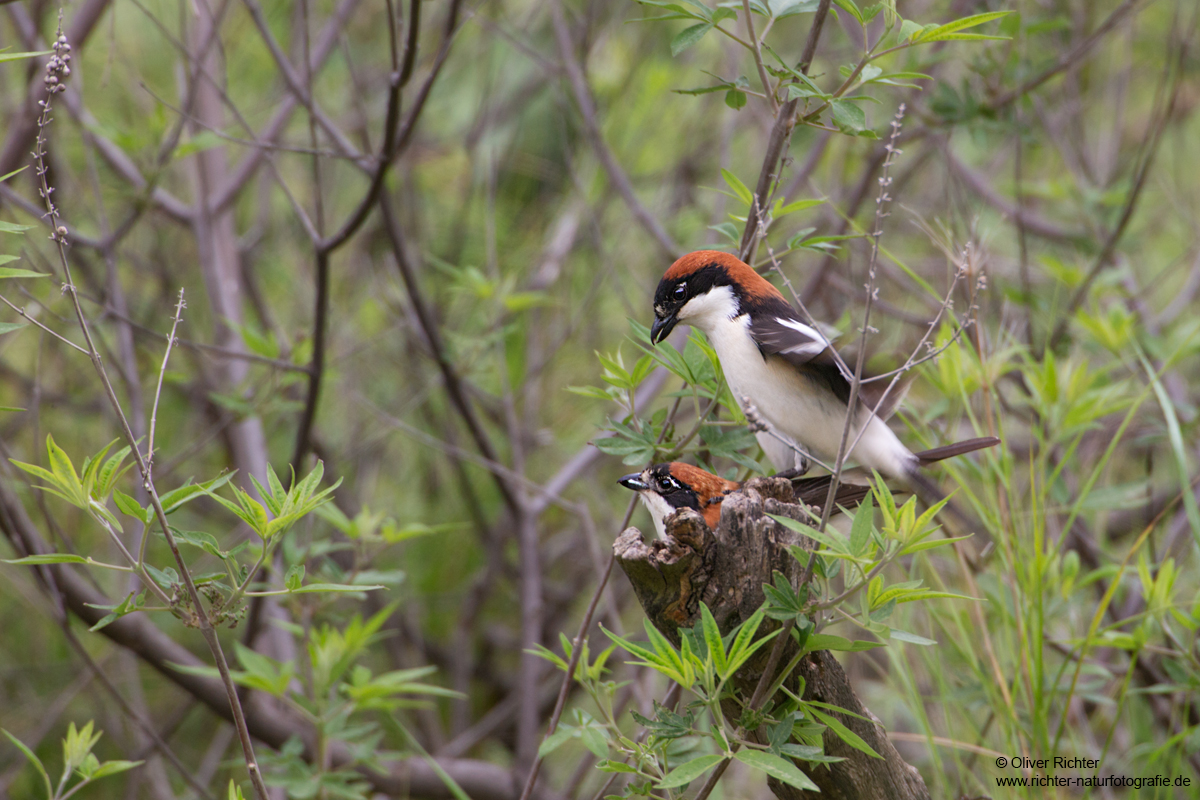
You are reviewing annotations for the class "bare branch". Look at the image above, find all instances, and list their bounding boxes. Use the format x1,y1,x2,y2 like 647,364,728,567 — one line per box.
549,0,680,260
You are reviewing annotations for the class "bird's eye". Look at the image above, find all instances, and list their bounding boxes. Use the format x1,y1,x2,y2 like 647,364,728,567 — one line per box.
658,477,681,492
672,284,687,301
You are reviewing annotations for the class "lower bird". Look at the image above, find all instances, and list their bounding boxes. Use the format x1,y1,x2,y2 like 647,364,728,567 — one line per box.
619,438,997,539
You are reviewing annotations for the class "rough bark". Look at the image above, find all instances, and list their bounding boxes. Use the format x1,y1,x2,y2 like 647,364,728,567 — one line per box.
614,477,930,800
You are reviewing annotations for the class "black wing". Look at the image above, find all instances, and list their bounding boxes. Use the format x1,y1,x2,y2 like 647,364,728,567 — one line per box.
789,476,873,509
747,298,906,419
747,297,833,366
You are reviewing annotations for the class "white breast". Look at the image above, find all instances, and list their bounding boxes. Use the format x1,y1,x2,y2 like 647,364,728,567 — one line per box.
680,288,912,478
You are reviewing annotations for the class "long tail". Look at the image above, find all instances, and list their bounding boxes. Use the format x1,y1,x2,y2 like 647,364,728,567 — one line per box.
906,436,1000,543
788,476,872,509
784,436,1000,531
915,436,1000,466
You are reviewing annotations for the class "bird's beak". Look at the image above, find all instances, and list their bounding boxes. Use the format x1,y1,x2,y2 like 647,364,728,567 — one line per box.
618,473,649,492
650,313,677,345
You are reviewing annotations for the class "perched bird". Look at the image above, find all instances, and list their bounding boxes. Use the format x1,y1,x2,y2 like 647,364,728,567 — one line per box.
649,250,997,496
619,436,997,539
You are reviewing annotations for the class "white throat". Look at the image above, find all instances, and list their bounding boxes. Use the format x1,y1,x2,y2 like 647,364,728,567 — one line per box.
637,492,674,540
678,285,740,332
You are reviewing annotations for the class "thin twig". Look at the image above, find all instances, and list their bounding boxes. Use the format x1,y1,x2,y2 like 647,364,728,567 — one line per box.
1047,24,1186,351
290,0,465,471
738,0,833,258
741,0,777,113
984,0,1145,111
31,21,271,800
812,106,905,584
0,293,90,354
549,0,680,260
146,289,185,477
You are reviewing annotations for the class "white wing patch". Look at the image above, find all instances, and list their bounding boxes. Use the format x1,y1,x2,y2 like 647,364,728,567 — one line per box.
773,317,829,355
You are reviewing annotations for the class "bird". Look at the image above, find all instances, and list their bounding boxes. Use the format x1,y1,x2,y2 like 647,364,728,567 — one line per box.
619,436,997,540
648,250,998,500
618,462,867,539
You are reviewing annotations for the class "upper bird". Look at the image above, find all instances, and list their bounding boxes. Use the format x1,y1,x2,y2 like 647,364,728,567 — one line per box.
649,250,992,484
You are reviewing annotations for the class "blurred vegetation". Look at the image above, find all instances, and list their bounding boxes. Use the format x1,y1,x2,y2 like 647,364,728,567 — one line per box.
0,0,1198,797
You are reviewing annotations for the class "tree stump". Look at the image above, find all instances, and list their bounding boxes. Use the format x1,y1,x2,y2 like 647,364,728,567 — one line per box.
614,477,930,800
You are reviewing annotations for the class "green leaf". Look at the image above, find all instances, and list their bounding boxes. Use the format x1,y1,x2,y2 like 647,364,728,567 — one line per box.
712,6,737,23
889,628,937,645
773,0,821,18
804,633,884,652
699,603,728,675
0,267,50,280
166,528,225,558
2,728,53,798
159,473,234,514
285,564,305,591
144,563,179,588
913,10,1011,42
724,88,748,110
830,0,862,24
1140,350,1200,548
724,607,776,677
720,168,754,205
848,493,873,556
708,222,740,244
113,490,151,524
830,100,867,133
807,707,882,758
603,625,667,667
233,641,293,696
775,198,824,216
735,749,820,791
579,725,609,758
537,726,576,758
671,22,713,56
0,221,34,233
643,618,691,683
87,759,144,780
89,612,120,631
39,434,86,508
656,754,726,788
3,553,89,565
771,515,850,556
62,721,103,775
900,533,973,554
897,18,924,42
282,582,384,594
768,712,796,753
0,49,53,64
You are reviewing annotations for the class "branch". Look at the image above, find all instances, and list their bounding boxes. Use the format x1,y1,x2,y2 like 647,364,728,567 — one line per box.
942,146,1086,242
737,0,833,259
549,0,680,260
1047,22,1187,351
983,0,1145,111
291,0,465,469
379,194,523,516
